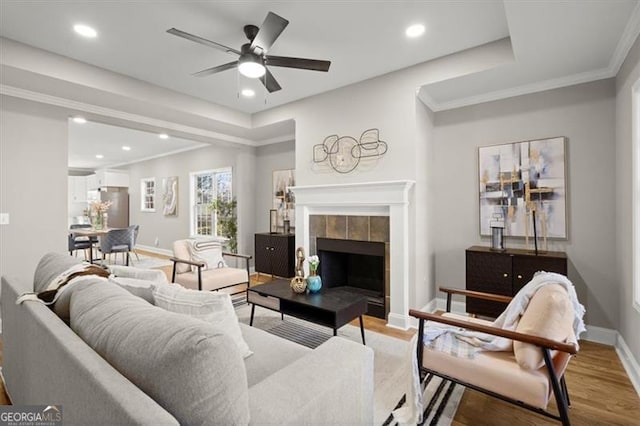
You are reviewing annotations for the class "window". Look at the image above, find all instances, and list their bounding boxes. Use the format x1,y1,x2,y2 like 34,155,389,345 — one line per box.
190,168,232,237
633,82,640,312
141,178,155,212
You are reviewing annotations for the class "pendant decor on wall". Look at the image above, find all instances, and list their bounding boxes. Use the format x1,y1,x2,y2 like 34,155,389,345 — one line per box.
313,128,388,174
478,137,567,245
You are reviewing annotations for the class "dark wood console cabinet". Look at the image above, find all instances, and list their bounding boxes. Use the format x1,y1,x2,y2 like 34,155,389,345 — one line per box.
465,246,568,318
255,233,295,278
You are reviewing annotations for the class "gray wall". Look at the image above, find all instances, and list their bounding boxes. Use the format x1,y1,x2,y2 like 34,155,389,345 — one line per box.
125,144,257,258
254,141,296,234
432,79,617,329
615,34,640,363
0,96,68,289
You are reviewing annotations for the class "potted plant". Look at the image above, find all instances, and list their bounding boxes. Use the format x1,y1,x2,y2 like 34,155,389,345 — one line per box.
209,196,238,253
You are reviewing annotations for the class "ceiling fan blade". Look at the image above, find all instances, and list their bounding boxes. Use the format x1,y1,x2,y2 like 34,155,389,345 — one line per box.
167,28,241,55
250,12,289,53
266,56,331,72
261,69,282,93
192,61,238,77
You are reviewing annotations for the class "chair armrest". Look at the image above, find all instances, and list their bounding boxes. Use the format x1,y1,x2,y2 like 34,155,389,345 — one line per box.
409,309,578,355
222,252,252,260
169,257,205,268
439,286,513,303
248,337,374,425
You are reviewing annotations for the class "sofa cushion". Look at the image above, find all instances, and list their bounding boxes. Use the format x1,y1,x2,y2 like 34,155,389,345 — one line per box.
514,284,574,370
240,323,310,387
110,277,157,304
34,252,83,292
153,283,252,358
70,282,250,425
174,267,248,291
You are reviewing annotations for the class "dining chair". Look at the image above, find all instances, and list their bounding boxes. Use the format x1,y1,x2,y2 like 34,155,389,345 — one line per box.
68,224,98,260
99,227,134,266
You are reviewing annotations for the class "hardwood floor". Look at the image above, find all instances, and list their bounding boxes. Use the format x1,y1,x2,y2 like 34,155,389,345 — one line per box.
3,250,638,425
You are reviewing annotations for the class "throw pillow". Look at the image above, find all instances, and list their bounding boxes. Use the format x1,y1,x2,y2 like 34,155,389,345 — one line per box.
108,265,168,285
70,282,250,425
109,277,157,304
153,283,252,358
189,239,227,271
514,284,575,370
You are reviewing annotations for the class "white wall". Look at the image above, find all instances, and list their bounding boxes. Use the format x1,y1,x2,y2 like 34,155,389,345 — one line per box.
125,144,257,258
432,79,617,329
254,141,296,233
0,96,69,289
615,33,640,363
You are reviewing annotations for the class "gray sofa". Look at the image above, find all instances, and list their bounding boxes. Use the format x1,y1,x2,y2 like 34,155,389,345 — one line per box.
1,254,374,425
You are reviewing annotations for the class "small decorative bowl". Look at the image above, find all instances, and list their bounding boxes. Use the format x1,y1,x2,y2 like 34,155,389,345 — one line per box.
290,276,307,294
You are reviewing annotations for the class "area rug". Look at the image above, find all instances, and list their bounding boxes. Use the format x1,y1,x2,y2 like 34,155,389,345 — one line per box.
235,303,464,425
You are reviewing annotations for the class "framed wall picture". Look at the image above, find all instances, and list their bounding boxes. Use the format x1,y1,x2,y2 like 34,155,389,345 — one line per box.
272,169,295,232
162,176,178,216
478,137,567,239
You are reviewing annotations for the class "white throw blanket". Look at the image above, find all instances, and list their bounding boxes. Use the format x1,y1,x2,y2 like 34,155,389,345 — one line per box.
392,272,586,425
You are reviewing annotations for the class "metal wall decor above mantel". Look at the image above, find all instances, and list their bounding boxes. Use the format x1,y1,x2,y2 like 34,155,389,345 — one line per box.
313,128,388,173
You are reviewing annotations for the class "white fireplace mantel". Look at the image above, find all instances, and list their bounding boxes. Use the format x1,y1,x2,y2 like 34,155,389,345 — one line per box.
290,180,415,330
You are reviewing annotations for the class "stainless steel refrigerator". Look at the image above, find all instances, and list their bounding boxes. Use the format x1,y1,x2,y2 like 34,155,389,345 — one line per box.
100,188,129,229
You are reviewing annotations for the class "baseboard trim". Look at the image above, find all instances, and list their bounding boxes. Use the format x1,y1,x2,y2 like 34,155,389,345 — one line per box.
582,325,618,346
615,334,640,396
387,313,411,330
135,245,172,257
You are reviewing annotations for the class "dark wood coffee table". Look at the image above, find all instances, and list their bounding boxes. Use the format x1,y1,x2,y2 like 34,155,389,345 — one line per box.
247,279,368,344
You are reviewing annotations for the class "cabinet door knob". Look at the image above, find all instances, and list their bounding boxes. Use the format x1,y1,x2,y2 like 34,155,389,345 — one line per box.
517,275,523,279
503,273,508,278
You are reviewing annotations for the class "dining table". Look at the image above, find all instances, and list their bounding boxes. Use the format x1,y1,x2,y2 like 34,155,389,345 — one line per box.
68,227,110,264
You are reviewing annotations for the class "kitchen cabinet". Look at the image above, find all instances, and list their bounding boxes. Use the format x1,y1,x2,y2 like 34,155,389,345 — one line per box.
94,170,129,188
465,245,567,318
255,233,295,278
68,176,87,203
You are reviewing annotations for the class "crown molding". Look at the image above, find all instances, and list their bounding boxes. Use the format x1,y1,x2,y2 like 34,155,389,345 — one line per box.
253,133,296,146
106,143,209,169
423,3,640,112
429,66,613,112
0,84,258,147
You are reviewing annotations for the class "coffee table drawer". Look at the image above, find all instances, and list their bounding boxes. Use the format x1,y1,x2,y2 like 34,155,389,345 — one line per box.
248,291,280,311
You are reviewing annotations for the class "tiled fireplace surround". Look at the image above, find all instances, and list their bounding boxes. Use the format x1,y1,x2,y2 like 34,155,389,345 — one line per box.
309,214,391,319
291,180,415,330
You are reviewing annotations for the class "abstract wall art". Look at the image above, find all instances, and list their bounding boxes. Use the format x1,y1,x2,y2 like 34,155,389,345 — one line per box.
162,176,178,216
313,128,388,174
478,137,567,239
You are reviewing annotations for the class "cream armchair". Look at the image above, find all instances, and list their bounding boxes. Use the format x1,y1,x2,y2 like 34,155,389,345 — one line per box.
170,239,251,294
410,285,579,425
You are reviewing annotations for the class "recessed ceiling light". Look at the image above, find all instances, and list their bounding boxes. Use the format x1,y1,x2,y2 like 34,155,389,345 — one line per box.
405,24,425,38
74,24,97,38
95,154,104,159
241,88,255,98
72,116,87,124
122,146,131,151
158,133,169,139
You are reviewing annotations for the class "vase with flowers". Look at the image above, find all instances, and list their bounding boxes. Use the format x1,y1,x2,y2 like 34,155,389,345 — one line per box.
90,200,112,230
306,255,322,293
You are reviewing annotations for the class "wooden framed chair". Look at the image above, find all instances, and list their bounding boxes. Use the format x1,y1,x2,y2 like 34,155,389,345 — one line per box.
170,239,252,295
410,285,579,425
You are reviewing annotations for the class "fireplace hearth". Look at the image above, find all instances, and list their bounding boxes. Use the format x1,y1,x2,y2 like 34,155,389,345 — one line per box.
317,237,385,318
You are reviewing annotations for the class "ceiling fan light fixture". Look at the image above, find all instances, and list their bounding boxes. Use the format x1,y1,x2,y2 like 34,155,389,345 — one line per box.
238,54,266,78
405,24,425,38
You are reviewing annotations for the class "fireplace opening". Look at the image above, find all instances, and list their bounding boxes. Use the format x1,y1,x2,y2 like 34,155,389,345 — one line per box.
317,237,386,319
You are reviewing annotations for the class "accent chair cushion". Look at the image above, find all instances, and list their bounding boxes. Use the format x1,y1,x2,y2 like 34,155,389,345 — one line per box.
514,284,575,370
70,282,250,425
108,265,168,285
153,283,252,358
172,240,192,274
174,267,248,291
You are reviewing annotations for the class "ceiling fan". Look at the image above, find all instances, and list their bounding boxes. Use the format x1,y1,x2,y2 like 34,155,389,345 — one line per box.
167,11,331,93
